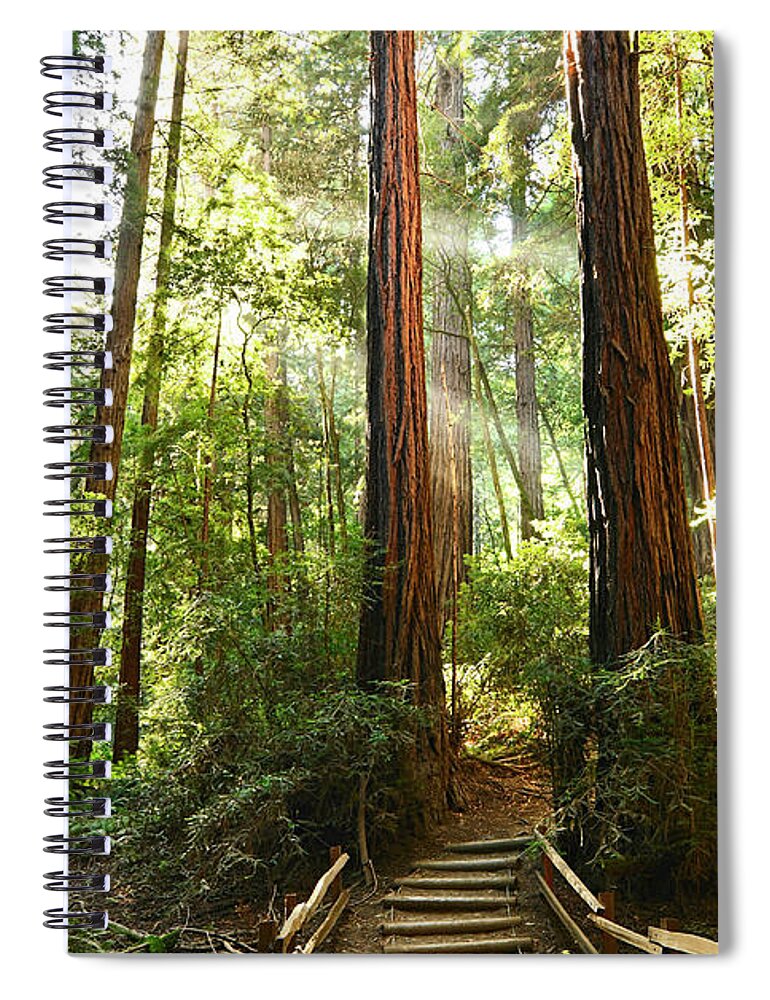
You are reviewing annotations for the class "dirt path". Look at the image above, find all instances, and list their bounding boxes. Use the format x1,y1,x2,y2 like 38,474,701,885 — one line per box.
328,755,572,954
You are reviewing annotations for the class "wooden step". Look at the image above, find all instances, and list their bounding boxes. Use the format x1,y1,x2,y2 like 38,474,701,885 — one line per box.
446,836,534,855
383,935,535,954
382,893,513,911
381,915,522,936
396,874,518,891
412,855,520,872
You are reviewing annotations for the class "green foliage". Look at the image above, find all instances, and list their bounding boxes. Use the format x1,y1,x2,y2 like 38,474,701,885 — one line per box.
457,529,590,800
457,534,717,899
579,629,718,898
110,681,423,915
459,532,588,687
68,32,717,937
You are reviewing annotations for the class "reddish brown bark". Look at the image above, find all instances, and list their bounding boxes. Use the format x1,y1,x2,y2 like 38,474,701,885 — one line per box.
69,32,165,750
564,31,703,665
114,32,189,762
357,31,448,817
91,31,165,497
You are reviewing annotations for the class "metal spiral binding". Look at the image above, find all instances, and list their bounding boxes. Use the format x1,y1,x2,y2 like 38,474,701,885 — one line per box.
42,49,111,931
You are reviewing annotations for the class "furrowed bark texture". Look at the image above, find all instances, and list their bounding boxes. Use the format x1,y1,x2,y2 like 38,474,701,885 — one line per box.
564,31,703,665
114,31,189,762
429,56,473,627
357,31,448,815
69,31,165,749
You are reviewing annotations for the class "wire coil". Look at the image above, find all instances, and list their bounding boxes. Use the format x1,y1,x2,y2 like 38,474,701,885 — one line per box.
43,164,110,189
42,50,112,930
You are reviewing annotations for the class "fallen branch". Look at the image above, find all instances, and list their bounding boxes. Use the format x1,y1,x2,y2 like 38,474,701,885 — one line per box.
176,926,258,952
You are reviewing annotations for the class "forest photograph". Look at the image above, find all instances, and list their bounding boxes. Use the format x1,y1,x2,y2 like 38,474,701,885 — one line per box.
60,28,716,954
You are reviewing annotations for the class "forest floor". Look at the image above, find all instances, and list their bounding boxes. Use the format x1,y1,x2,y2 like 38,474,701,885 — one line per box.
328,752,567,954
92,750,716,954
326,752,717,955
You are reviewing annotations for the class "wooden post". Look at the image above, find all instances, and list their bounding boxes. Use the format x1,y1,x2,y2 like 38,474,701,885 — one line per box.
598,891,618,953
257,917,277,953
284,892,298,924
358,774,374,886
329,845,343,901
543,852,554,890
659,916,680,952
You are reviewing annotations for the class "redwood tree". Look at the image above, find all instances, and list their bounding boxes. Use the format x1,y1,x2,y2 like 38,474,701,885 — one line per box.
564,30,703,665
114,31,189,761
69,31,165,750
357,31,448,818
429,52,473,629
91,30,165,497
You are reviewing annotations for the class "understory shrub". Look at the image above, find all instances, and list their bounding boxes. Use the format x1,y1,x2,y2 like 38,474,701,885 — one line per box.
109,681,422,918
577,629,717,898
457,534,591,808
458,539,717,898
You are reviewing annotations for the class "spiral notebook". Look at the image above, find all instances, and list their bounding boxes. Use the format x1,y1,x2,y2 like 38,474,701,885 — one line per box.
42,30,717,954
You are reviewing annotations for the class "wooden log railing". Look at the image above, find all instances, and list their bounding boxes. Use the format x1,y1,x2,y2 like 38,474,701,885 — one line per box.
273,846,350,954
534,834,717,956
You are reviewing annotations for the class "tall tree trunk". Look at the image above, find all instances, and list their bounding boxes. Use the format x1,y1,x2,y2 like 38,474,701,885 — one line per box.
316,352,346,557
470,335,536,528
538,401,581,519
240,328,262,584
200,310,222,592
357,31,448,820
265,342,289,629
429,54,473,630
474,365,513,560
260,118,291,626
114,32,189,762
328,355,348,554
91,31,165,498
69,31,165,752
512,272,544,539
317,350,337,559
564,30,703,666
287,452,305,556
677,360,714,577
672,33,717,576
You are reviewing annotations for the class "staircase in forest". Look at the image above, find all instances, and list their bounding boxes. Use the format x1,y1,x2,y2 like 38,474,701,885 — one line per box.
379,835,538,954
